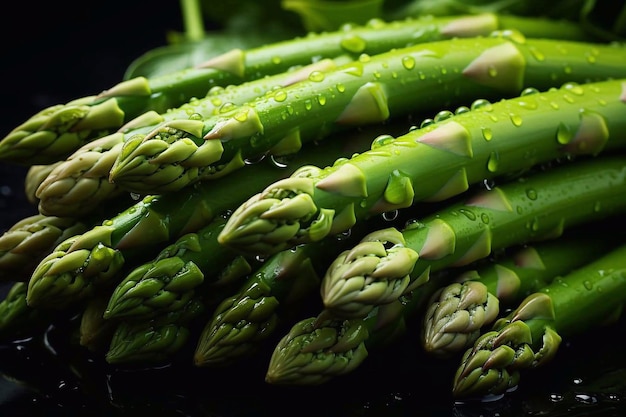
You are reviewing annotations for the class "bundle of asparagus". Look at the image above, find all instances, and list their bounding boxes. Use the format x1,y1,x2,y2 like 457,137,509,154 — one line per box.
2,2,626,409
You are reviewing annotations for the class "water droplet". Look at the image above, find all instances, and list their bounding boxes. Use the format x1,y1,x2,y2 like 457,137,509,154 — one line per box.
433,110,453,123
530,218,540,231
563,82,584,96
271,56,281,65
317,95,326,106
304,99,313,110
455,106,470,115
308,71,325,82
481,127,493,141
487,66,498,77
103,220,114,226
420,118,435,128
244,153,267,165
336,83,345,93
188,112,203,121
487,151,499,172
219,102,237,114
583,280,593,290
458,209,476,221
509,113,523,126
340,35,367,54
520,87,539,96
130,192,142,200
382,210,399,221
525,188,537,200
556,122,573,144
373,70,382,79
480,213,490,224
482,178,495,190
404,219,422,230
358,53,371,63
471,99,493,111
270,154,290,168
372,134,394,149
575,394,598,405
335,229,352,240
402,55,415,70
562,94,575,104
273,90,287,102
594,201,601,212
518,99,538,110
550,393,564,402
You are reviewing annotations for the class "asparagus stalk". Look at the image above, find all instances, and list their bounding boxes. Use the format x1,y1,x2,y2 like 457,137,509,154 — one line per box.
421,229,620,356
107,33,626,195
25,125,376,310
0,12,534,165
318,154,626,320
0,214,89,282
102,215,241,321
24,162,62,204
217,77,626,257
0,282,48,340
452,242,626,399
105,297,205,364
33,58,346,218
192,217,375,367
264,154,626,385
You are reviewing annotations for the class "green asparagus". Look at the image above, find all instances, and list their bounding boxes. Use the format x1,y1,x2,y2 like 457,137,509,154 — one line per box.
25,125,377,310
0,282,48,340
1,12,546,166
102,215,240,321
33,58,346,218
264,155,626,385
452,242,626,399
192,217,375,367
217,77,626,257
318,154,626,320
105,297,205,364
421,229,620,356
107,32,626,195
24,162,62,204
0,214,89,282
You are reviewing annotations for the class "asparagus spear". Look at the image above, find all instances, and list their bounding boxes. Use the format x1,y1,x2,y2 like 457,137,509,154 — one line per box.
217,77,626,257
318,154,626,320
107,33,626,195
105,297,205,364
265,154,626,385
102,215,241,321
32,58,345,218
0,282,48,340
452,242,626,399
25,125,376,310
0,214,89,282
192,216,376,367
0,12,532,166
421,229,620,357
24,162,62,204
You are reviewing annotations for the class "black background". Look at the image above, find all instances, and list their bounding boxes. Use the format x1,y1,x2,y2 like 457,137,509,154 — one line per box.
0,1,183,230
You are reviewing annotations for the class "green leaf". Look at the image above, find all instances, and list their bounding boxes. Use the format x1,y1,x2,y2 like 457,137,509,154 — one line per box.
123,31,288,80
281,0,385,31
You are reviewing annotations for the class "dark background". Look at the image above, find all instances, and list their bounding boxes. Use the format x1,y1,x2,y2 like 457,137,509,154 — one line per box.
0,1,184,230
